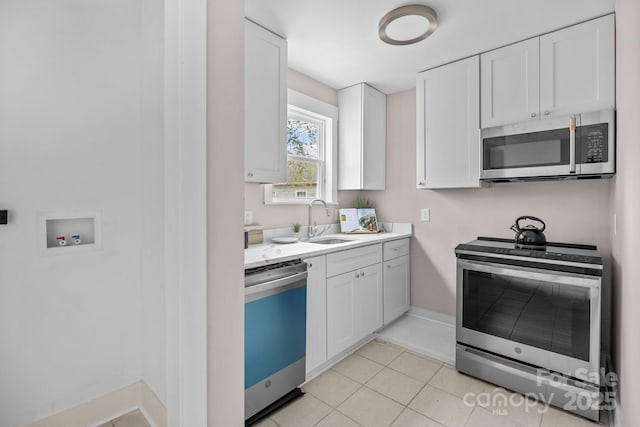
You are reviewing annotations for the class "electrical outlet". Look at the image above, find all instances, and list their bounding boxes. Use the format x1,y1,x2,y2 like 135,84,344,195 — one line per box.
244,211,253,226
420,208,430,222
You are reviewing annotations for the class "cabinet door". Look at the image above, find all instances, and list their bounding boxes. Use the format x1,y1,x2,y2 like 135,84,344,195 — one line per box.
540,14,615,118
337,84,362,190
362,85,386,190
356,263,383,337
326,272,357,359
244,20,287,183
383,255,410,325
417,56,480,189
338,83,386,190
481,38,540,127
304,256,326,376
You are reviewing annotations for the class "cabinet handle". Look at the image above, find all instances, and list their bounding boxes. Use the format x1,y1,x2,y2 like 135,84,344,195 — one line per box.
387,264,391,268
248,172,253,177
308,263,312,268
355,273,360,278
530,113,537,118
544,110,550,116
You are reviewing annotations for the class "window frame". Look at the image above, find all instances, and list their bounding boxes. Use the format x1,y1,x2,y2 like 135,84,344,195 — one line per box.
284,108,325,201
264,89,338,205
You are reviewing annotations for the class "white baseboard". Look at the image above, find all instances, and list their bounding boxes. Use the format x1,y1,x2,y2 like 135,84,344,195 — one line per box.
25,381,166,427
139,382,167,427
407,306,455,326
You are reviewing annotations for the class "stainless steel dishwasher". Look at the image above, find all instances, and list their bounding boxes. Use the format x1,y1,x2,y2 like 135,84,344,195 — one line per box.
244,259,307,424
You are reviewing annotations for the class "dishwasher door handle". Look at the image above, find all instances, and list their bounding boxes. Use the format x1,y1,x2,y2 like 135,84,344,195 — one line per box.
245,271,308,299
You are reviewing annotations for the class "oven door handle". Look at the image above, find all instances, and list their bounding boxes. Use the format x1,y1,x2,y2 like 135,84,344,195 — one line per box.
457,259,601,289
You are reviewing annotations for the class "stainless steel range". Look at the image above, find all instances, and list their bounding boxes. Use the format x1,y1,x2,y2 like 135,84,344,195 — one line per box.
455,237,602,421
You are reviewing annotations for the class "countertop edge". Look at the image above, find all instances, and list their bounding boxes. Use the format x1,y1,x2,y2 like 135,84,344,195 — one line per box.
244,232,412,269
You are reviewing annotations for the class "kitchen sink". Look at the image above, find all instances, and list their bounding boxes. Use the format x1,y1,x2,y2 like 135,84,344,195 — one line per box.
308,237,354,245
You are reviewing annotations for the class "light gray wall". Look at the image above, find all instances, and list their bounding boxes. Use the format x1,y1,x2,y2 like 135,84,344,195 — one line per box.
611,2,640,425
0,1,165,425
207,0,246,425
362,89,613,347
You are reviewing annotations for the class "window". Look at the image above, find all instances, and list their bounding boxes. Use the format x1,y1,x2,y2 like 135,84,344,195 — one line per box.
265,90,338,204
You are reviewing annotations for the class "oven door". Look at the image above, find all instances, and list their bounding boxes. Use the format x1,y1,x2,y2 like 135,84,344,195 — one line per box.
456,259,601,382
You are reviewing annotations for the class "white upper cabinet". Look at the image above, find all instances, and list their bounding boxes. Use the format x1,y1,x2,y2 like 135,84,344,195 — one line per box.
338,83,386,190
539,14,615,118
244,20,287,183
417,56,480,189
481,15,615,128
481,38,540,128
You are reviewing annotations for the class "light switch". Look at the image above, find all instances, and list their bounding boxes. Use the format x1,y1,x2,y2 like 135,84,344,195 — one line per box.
244,211,253,226
421,208,430,222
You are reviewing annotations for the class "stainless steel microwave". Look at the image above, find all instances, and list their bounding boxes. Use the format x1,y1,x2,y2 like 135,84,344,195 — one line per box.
480,110,615,181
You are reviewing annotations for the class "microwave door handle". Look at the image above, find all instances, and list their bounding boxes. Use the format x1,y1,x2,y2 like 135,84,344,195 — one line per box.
569,116,577,173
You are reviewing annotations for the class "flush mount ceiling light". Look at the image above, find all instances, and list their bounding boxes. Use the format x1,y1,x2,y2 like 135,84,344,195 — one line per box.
378,5,438,46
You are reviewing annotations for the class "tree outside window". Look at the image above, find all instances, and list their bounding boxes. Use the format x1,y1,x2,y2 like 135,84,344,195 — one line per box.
271,108,325,200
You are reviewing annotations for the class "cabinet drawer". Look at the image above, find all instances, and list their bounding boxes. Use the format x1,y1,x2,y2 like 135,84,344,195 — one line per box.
326,244,382,278
383,239,410,261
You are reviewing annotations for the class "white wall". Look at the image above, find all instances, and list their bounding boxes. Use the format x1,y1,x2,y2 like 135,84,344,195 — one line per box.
0,1,165,425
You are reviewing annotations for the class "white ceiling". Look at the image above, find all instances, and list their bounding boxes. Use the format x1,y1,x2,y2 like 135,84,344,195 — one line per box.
245,0,615,94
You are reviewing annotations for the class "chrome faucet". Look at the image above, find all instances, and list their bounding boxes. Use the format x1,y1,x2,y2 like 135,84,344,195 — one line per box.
308,199,330,238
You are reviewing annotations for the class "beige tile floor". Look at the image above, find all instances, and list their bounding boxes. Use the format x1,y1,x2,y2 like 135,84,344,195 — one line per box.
257,339,608,427
98,409,150,427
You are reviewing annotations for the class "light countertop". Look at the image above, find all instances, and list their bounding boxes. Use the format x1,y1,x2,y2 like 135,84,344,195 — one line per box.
245,223,412,269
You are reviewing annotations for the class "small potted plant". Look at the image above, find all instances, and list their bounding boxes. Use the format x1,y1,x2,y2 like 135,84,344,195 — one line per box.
355,197,374,209
292,222,302,239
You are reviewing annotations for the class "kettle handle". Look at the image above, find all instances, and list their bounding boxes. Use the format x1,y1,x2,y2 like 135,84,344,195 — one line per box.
515,216,546,232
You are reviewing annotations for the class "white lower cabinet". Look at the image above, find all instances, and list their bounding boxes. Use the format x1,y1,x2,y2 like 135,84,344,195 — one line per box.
326,271,357,359
305,240,410,374
383,239,410,325
326,244,383,359
304,255,327,376
383,255,410,325
355,263,384,337
327,263,383,359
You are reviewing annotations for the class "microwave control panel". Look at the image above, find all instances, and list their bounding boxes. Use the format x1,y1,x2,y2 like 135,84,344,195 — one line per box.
580,123,608,163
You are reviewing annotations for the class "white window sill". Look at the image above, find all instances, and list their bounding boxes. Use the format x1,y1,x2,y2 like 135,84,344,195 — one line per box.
264,199,339,206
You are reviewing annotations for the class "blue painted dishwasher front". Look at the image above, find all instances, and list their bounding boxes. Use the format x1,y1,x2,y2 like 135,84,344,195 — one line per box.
244,259,307,420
